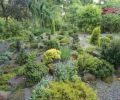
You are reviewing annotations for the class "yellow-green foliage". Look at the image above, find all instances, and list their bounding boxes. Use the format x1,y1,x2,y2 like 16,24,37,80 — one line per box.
40,79,97,100
43,49,61,64
99,36,111,46
0,73,16,90
90,27,101,45
59,36,69,44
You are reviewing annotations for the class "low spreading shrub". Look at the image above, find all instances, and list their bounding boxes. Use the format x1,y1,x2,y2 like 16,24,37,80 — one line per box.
101,38,120,68
31,77,97,100
101,14,120,33
23,52,48,85
0,66,16,91
0,51,12,63
99,36,111,46
44,39,60,50
77,53,114,78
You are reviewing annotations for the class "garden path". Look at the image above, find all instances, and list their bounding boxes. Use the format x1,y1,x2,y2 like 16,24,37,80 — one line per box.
78,34,90,48
94,79,120,100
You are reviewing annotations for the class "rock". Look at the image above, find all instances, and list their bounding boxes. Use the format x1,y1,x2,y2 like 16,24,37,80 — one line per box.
71,51,78,60
83,73,96,82
8,76,26,88
102,76,114,84
38,43,44,49
91,50,101,57
0,91,11,100
8,89,24,100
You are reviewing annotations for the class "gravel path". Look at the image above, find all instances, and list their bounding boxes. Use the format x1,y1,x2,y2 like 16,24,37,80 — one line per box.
91,80,120,100
78,34,91,48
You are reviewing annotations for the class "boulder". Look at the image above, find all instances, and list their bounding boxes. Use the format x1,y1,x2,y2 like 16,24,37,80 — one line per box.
83,73,96,82
8,76,26,88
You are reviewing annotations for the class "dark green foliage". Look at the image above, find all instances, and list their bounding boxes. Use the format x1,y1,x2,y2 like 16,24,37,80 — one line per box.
101,14,120,33
16,50,28,65
0,18,23,39
0,0,29,20
23,52,48,85
90,27,101,45
45,39,59,50
0,51,12,63
101,38,120,67
77,53,114,78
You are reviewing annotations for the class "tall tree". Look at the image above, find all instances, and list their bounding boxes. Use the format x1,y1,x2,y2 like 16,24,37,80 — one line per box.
28,0,62,34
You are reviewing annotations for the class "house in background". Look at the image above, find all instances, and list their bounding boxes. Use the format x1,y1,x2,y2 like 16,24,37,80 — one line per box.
93,0,105,4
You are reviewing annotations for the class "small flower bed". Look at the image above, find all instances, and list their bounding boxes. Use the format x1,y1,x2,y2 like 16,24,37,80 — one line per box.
102,7,119,14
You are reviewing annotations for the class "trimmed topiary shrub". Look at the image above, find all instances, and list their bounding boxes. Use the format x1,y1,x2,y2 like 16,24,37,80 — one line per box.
90,27,101,45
